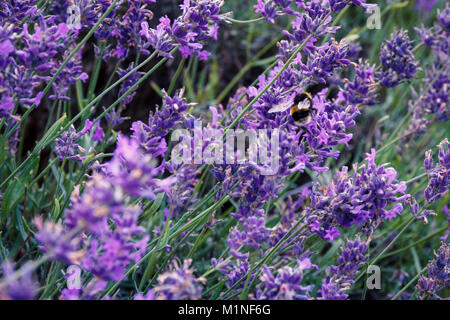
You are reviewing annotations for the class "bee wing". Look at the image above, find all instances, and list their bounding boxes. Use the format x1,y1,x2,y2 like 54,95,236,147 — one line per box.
268,100,292,113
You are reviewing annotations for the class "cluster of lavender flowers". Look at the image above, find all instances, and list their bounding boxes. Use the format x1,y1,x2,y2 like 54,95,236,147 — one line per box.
305,149,409,241
54,120,103,162
417,241,449,300
140,0,227,60
378,29,418,87
52,0,156,59
34,130,179,298
255,0,375,25
0,0,227,153
0,262,36,300
408,6,449,135
0,7,83,151
31,82,208,299
255,257,317,300
0,0,448,302
208,0,384,293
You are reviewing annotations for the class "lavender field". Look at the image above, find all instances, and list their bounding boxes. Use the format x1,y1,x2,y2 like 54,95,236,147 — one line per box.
0,0,448,301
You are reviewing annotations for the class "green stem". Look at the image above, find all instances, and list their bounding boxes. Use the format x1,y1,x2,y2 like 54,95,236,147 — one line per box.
87,41,106,101
391,266,426,300
225,16,265,24
75,81,85,111
405,172,427,185
379,225,448,260
167,58,186,96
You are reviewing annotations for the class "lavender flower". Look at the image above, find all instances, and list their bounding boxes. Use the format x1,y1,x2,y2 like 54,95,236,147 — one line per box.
104,105,129,127
269,190,311,248
412,12,450,130
283,1,337,52
48,43,88,101
82,229,148,282
408,198,437,225
254,0,295,24
415,0,440,12
34,217,83,265
254,0,281,24
149,89,193,137
165,161,200,217
216,31,361,260
417,242,449,300
319,236,368,300
2,0,448,302
60,270,108,300
0,0,38,25
228,215,269,258
300,38,351,84
135,259,205,300
113,0,155,58
0,261,37,300
306,149,409,240
440,206,450,242
60,265,82,300
424,139,449,204
38,178,150,282
213,259,257,292
131,90,192,159
54,121,93,162
37,129,178,283
106,134,173,199
0,17,75,111
329,0,375,12
255,257,317,300
342,59,378,106
379,30,417,87
140,21,175,59
141,0,227,60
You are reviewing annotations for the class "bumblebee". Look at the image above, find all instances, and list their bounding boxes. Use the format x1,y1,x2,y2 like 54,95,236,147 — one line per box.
290,92,313,126
268,91,313,127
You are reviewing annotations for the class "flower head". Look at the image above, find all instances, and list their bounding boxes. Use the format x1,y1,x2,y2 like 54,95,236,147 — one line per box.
256,257,317,300
137,259,205,300
379,30,417,87
306,149,409,240
141,0,227,60
417,242,450,300
0,261,37,300
342,59,378,106
319,236,368,300
424,139,449,204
